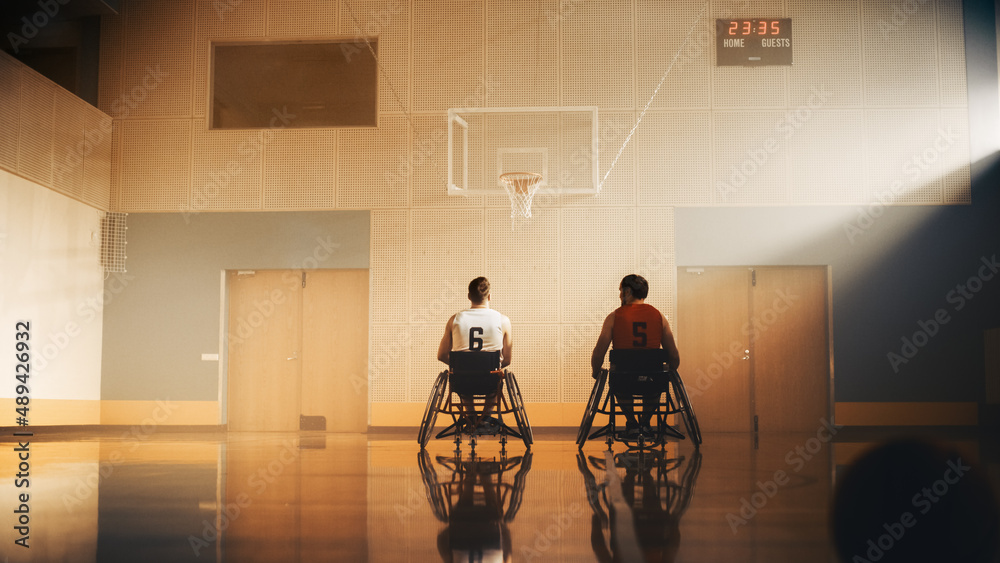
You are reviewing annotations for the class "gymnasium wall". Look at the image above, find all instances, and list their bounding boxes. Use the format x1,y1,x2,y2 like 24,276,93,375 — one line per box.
0,53,113,425
0,51,113,212
96,0,983,424
99,210,369,424
0,170,106,424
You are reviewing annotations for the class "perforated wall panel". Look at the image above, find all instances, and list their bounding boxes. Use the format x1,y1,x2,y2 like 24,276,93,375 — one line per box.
864,109,943,203
194,0,267,119
412,0,484,112
98,13,124,116
561,208,635,323
119,119,191,211
409,324,449,402
52,91,86,199
562,324,601,402
507,324,560,403
262,129,337,209
122,0,195,118
371,210,410,324
110,122,122,211
484,208,559,324
636,0,711,110
485,0,558,108
560,0,633,109
712,66,787,109
410,208,484,321
338,116,410,208
788,110,866,204
192,123,262,209
636,207,676,324
83,107,114,210
341,0,411,115
412,113,483,207
369,324,408,402
941,108,971,204
270,0,338,36
563,111,635,207
788,0,863,108
0,54,20,173
862,0,939,107
408,208,484,400
713,111,788,205
937,0,967,108
637,110,711,206
17,70,55,187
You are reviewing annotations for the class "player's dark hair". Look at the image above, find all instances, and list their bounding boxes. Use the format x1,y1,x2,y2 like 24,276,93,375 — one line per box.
468,277,490,304
621,274,649,299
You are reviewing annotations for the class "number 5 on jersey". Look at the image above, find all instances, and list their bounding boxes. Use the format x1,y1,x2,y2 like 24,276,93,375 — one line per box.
632,322,647,347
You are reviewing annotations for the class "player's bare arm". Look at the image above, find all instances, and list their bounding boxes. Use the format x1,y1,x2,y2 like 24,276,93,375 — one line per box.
437,314,456,364
591,312,615,373
661,312,680,369
501,317,513,368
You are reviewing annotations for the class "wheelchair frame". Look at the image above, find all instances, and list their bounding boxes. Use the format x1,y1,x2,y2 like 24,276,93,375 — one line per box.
577,350,702,450
418,352,533,453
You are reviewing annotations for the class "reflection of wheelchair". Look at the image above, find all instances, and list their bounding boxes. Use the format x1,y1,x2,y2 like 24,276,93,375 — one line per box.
578,349,702,450
418,450,532,562
578,448,702,562
418,351,532,453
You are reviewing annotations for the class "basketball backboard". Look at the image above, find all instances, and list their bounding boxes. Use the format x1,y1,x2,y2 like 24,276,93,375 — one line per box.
447,106,600,196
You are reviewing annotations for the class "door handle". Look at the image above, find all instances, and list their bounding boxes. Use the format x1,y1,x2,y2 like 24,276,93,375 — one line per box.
287,353,298,361
742,349,750,360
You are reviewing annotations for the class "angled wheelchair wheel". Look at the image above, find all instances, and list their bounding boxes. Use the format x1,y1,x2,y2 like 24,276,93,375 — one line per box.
671,371,702,447
418,371,449,448
505,372,532,447
576,370,607,448
417,450,449,521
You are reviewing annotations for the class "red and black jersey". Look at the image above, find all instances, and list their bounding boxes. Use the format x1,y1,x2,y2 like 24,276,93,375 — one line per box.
612,303,663,349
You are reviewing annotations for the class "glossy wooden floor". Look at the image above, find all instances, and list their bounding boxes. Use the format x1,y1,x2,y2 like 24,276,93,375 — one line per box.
0,429,993,562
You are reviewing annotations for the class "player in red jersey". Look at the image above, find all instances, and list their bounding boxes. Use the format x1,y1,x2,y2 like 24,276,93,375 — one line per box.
591,274,680,435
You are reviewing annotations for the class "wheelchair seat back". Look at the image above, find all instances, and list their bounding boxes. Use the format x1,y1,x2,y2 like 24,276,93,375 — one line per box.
609,348,669,373
609,348,669,394
449,350,502,396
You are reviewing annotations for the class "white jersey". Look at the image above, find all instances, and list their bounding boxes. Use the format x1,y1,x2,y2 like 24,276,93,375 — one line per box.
452,308,507,356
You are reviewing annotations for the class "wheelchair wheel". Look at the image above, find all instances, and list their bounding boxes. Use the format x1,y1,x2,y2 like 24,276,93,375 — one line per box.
671,371,702,447
418,371,448,448
576,370,607,448
417,450,449,521
505,372,532,447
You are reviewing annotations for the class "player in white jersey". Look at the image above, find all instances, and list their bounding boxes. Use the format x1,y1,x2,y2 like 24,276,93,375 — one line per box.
437,277,513,428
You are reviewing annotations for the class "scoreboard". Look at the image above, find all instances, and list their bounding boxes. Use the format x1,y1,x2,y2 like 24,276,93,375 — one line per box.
716,19,793,66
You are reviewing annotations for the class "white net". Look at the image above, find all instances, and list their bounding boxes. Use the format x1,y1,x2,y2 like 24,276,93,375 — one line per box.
499,172,543,228
100,212,128,274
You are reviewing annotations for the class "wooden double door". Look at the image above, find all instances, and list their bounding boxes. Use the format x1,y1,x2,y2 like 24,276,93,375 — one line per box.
676,266,830,433
227,269,369,432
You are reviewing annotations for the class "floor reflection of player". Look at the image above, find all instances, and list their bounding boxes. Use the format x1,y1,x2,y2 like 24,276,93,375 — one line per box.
578,449,701,563
419,451,532,563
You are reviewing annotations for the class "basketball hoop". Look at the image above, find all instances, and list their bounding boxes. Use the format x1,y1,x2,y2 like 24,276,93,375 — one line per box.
499,172,543,228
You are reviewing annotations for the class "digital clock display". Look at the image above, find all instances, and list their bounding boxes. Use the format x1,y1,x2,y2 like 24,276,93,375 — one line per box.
716,19,793,66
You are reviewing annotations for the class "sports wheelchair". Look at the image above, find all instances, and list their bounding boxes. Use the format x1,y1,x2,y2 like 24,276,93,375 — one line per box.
418,450,532,562
418,350,532,453
577,447,702,561
577,348,701,450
